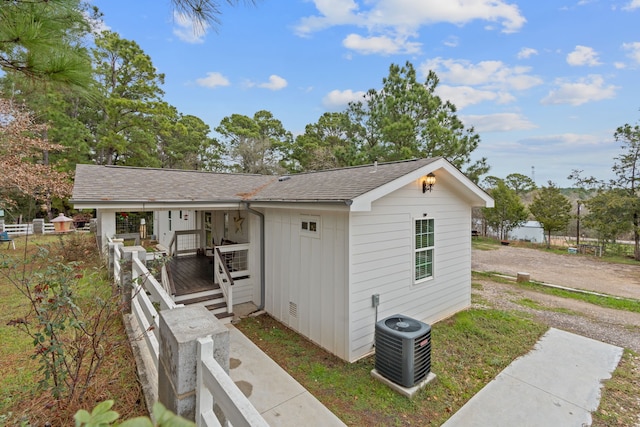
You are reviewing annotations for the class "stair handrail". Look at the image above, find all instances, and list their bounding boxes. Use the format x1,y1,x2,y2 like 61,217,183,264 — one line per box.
214,247,234,314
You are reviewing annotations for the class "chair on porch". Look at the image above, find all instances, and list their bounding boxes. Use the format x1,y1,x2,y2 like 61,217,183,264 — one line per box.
0,231,15,250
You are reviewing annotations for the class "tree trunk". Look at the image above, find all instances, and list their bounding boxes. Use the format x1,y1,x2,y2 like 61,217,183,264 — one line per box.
635,213,640,261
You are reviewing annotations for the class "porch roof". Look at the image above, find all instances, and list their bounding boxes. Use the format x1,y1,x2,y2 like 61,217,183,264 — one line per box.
71,158,492,210
71,165,275,204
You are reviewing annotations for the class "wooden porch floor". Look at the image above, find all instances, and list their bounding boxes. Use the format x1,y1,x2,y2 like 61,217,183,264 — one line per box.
167,255,216,296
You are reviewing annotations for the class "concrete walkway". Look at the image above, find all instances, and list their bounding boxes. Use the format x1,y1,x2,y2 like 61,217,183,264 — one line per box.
227,324,346,427
443,328,623,427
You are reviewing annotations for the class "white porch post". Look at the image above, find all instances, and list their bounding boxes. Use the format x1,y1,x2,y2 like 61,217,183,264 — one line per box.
97,209,117,251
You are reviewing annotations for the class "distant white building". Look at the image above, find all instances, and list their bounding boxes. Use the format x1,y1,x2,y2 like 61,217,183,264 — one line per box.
509,221,545,243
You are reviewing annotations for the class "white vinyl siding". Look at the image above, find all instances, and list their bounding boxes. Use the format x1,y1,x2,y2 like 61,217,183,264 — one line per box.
263,208,349,360
158,209,198,250
414,218,434,282
348,177,472,361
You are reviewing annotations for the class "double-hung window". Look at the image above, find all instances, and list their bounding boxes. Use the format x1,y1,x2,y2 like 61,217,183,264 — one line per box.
414,218,434,282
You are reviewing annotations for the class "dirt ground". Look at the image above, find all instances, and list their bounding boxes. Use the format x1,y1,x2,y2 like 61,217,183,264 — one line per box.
471,245,640,353
472,245,640,300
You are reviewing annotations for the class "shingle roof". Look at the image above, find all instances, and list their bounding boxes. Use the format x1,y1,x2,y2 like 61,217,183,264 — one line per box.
253,158,440,202
71,158,441,204
71,165,275,202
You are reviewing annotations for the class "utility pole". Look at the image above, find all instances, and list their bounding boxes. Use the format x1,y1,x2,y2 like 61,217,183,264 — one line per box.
576,200,581,246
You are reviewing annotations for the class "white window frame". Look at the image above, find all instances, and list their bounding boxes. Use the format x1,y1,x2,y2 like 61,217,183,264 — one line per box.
300,215,321,238
414,217,434,283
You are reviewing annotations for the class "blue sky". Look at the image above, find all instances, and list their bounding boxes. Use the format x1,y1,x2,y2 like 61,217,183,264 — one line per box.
92,0,640,186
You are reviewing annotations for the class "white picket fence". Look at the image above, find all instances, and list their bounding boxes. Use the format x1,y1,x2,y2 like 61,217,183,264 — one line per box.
110,240,267,426
2,223,55,235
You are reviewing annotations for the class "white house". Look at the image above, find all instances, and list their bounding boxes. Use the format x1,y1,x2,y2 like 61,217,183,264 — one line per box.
509,221,545,243
71,157,493,362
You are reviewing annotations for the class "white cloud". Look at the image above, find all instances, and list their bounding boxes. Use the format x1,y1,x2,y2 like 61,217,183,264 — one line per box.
342,33,421,55
623,0,640,10
422,58,543,90
462,113,537,132
517,47,538,59
436,85,514,109
518,134,607,152
195,72,230,88
476,131,617,186
622,42,640,64
295,0,363,35
541,75,617,106
443,36,459,48
374,0,526,33
566,45,601,66
172,11,209,44
258,75,288,91
420,58,542,110
295,0,527,49
86,12,110,34
322,89,366,109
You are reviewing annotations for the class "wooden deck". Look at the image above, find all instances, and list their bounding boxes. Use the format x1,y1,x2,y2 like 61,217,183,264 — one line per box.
167,255,216,296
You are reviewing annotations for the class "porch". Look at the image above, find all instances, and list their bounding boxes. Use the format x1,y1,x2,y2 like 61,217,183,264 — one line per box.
167,255,233,321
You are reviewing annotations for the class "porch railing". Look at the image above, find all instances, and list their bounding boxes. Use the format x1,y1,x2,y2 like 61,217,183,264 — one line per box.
213,248,234,315
109,241,266,426
196,337,268,427
113,243,122,287
168,229,202,257
161,264,174,297
216,243,250,279
133,257,179,311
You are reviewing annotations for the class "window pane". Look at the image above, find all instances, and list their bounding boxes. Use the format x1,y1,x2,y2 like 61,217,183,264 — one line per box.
415,219,434,250
415,218,434,282
415,250,432,280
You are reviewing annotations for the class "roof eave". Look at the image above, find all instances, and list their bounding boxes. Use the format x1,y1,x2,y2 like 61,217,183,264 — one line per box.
70,199,246,210
349,158,494,211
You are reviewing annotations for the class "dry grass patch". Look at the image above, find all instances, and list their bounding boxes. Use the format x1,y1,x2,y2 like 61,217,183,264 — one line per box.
592,349,640,427
0,234,146,426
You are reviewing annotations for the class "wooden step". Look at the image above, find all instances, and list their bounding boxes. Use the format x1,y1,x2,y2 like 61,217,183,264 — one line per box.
215,312,234,320
174,287,222,303
174,283,220,297
205,302,227,311
178,292,223,305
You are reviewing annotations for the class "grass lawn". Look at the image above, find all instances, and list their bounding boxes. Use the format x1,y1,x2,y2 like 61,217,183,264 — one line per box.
236,308,548,426
236,269,640,426
473,271,640,314
2,233,637,426
592,349,640,426
0,234,146,426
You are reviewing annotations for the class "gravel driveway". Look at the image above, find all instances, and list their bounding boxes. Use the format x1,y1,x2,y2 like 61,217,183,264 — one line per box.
472,245,640,300
471,245,640,353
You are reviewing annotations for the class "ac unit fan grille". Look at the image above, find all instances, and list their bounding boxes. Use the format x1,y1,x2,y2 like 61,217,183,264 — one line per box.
412,331,431,382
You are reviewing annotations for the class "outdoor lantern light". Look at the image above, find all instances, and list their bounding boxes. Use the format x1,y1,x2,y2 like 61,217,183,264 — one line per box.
139,218,147,239
422,173,436,193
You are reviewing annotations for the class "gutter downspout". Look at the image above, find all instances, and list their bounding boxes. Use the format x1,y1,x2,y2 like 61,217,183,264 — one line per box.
244,202,265,310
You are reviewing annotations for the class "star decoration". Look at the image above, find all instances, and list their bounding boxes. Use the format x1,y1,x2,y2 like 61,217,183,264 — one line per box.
234,215,245,233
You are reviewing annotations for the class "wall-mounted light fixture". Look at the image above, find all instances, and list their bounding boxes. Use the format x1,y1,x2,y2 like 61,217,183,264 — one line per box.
422,173,436,193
